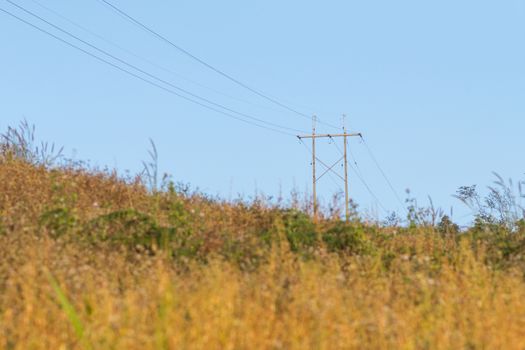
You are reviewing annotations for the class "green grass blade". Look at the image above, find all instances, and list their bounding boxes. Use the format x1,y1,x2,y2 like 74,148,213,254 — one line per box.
46,270,86,342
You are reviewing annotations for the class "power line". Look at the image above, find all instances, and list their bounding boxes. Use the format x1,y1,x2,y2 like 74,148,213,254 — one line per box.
95,0,340,131
300,137,389,214
5,0,306,135
327,139,389,214
297,138,345,192
329,135,344,158
0,5,296,137
27,0,295,117
333,136,367,181
346,153,389,214
359,135,407,212
2,1,404,216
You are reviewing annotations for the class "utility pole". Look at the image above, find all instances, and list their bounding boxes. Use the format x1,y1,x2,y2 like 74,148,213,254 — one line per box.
312,116,317,221
298,119,361,222
343,115,350,222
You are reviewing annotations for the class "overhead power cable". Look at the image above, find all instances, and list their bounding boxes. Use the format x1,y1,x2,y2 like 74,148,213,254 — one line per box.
359,135,407,212
348,162,389,214
0,5,296,137
96,0,340,130
298,133,390,214
297,138,345,192
328,135,344,158
5,0,306,135
27,0,293,116
327,138,389,214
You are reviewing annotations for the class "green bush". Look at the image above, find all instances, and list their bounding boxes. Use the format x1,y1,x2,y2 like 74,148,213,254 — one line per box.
84,209,164,249
437,215,459,235
39,208,78,238
84,208,206,260
322,222,372,255
281,209,317,252
463,221,525,268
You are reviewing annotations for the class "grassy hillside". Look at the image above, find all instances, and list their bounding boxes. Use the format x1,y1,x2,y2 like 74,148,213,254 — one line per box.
1,125,525,349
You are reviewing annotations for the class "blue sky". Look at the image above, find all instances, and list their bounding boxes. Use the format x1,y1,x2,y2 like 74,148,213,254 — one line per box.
1,0,524,223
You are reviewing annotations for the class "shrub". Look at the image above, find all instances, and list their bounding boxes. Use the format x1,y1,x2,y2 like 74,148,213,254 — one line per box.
39,208,78,238
322,222,372,255
437,215,459,236
281,209,317,252
84,209,164,249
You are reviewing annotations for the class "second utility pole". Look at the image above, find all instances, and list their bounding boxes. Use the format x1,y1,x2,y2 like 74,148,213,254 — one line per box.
312,116,317,221
343,115,350,222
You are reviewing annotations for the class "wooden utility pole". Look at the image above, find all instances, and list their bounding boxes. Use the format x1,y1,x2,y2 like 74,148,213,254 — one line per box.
312,116,317,220
343,115,350,222
298,118,361,222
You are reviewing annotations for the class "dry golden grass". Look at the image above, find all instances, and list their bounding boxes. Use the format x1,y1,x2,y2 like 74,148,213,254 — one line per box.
1,157,525,349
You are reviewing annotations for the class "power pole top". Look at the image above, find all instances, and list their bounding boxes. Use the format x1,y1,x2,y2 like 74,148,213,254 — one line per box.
297,132,362,139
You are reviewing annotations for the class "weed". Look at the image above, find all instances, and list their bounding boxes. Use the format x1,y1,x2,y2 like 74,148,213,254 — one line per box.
46,271,85,339
0,120,63,166
455,172,525,231
141,138,159,193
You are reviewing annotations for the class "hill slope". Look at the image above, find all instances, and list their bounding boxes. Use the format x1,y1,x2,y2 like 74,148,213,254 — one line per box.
1,144,525,349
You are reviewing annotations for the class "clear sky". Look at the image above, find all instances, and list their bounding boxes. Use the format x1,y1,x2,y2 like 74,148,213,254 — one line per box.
1,0,524,223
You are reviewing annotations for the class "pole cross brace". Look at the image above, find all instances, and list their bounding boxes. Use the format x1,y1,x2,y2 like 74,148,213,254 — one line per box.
315,156,344,183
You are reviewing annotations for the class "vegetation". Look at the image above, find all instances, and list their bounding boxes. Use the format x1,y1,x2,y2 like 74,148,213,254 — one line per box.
1,122,525,349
